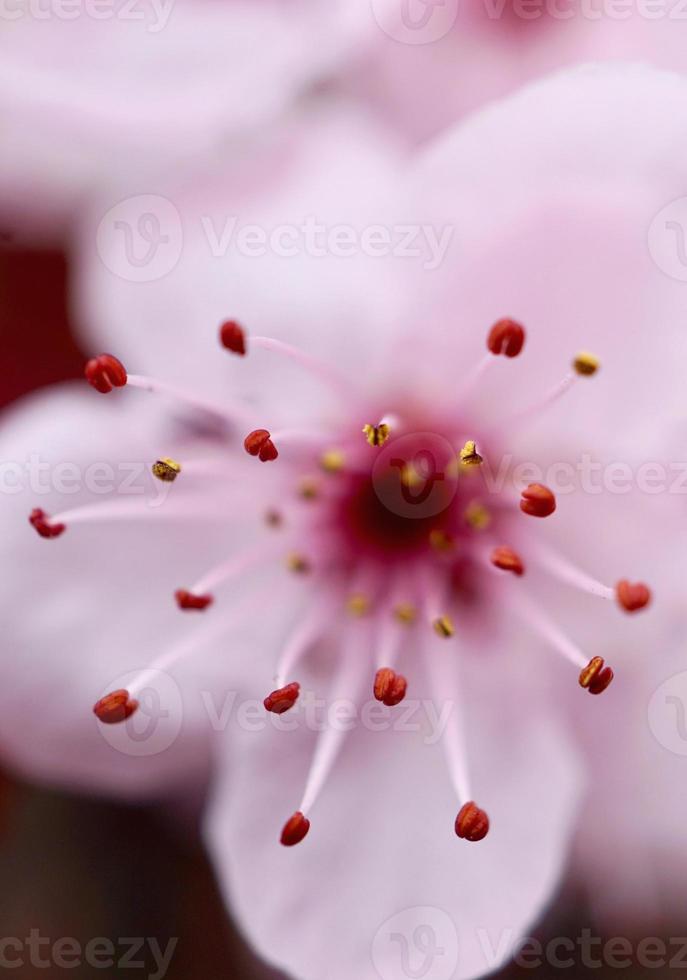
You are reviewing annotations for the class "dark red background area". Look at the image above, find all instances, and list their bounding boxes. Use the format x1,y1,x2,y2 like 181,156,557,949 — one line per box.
0,246,678,979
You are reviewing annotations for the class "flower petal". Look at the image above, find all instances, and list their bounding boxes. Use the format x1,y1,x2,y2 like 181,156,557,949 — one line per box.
205,668,582,980
0,383,245,797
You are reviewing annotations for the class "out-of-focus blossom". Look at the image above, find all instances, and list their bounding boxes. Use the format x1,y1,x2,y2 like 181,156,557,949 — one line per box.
0,0,377,237
2,64,687,975
352,0,687,141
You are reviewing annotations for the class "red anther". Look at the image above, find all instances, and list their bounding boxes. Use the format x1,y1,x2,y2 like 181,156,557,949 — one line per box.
487,318,526,358
490,546,525,576
455,802,490,842
616,580,652,613
281,811,310,847
84,354,127,394
93,689,139,724
579,656,614,695
520,484,556,518
244,429,278,462
29,508,66,539
175,589,213,611
264,682,300,714
219,320,246,356
373,668,408,707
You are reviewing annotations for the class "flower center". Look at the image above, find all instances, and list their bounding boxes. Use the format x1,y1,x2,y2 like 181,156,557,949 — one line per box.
31,318,653,850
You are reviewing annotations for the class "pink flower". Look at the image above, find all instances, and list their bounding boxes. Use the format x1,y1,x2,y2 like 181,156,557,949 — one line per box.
3,64,687,975
0,0,372,238
356,0,687,141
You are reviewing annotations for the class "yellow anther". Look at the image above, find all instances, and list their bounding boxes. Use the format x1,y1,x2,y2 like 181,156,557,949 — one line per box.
464,501,491,531
363,423,391,448
298,477,320,501
320,449,346,474
152,457,181,482
459,440,483,467
400,464,423,488
429,529,456,553
394,602,417,625
433,615,455,638
573,351,600,377
347,593,371,617
286,553,311,574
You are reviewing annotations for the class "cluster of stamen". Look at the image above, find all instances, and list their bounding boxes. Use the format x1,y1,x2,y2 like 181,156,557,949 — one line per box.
30,315,655,851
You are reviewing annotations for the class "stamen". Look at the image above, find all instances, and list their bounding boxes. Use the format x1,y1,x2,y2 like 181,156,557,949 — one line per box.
455,802,490,842
579,656,614,695
264,682,301,714
531,544,614,600
244,429,278,462
362,422,390,448
178,539,281,608
429,529,456,554
273,599,334,689
490,546,525,576
459,440,483,467
125,372,251,424
520,483,556,518
616,580,652,613
347,593,371,617
509,352,599,428
175,590,213,611
93,689,138,724
427,643,488,841
282,639,364,844
487,318,526,358
320,449,346,474
152,457,182,483
281,812,311,847
248,334,354,399
29,508,66,539
464,501,491,530
265,509,283,528
373,668,407,706
286,553,311,574
84,354,127,393
394,602,417,625
433,615,455,638
298,477,320,500
219,320,246,355
512,594,589,671
573,351,600,376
